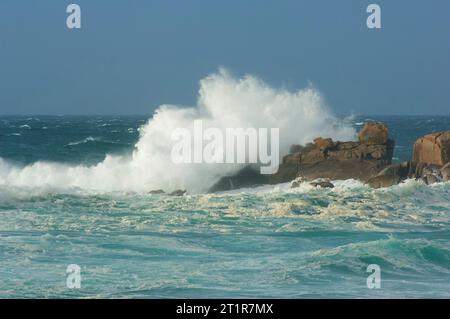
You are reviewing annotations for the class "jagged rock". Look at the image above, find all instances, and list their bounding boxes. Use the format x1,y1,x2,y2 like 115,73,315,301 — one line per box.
148,189,165,195
358,122,389,145
366,161,415,188
168,189,187,196
209,121,394,192
310,179,334,188
413,131,450,166
441,163,450,182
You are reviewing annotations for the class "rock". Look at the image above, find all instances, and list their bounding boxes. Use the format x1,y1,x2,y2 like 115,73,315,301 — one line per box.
289,144,302,153
168,189,187,196
358,122,389,145
412,131,450,166
313,137,334,150
282,152,302,164
420,164,443,185
366,162,412,188
208,166,269,192
291,181,300,188
310,179,334,188
301,148,327,164
148,189,165,195
290,176,304,188
441,163,450,181
209,121,394,192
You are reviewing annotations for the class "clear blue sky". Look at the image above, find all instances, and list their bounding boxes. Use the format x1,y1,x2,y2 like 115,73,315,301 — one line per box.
0,0,449,115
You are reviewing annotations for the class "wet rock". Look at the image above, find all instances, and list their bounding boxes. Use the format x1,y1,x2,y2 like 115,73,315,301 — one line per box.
208,166,269,193
168,189,187,196
310,179,334,188
413,131,450,166
441,163,450,182
358,122,389,145
366,161,416,188
421,164,443,185
290,176,304,188
148,189,165,195
367,174,402,189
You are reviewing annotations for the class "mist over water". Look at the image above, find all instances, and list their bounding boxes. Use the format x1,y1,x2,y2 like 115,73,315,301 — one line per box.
0,69,355,193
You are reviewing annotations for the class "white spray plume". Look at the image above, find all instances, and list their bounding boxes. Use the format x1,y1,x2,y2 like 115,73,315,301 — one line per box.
0,69,356,193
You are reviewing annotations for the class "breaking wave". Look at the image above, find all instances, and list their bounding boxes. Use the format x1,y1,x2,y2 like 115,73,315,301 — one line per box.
0,69,356,193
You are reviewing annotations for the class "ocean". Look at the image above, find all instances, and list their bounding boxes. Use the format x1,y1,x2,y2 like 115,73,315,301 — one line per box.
0,115,449,298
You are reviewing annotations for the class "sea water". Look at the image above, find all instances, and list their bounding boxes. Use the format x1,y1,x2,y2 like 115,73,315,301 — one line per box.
0,115,449,298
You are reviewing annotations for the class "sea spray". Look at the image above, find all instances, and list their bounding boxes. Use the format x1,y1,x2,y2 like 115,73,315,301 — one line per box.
0,69,355,193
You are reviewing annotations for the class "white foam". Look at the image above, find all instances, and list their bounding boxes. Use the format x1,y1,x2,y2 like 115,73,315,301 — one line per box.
0,69,356,193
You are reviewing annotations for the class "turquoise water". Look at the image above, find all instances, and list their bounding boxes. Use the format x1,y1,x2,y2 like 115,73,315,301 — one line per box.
0,115,449,298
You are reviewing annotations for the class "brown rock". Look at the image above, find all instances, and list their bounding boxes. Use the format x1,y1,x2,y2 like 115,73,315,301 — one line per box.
301,148,326,164
313,137,334,150
209,121,395,192
366,161,415,188
412,131,450,166
358,122,389,145
367,174,401,189
282,152,301,164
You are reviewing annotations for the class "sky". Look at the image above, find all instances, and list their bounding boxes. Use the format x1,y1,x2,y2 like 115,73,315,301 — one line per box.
0,0,449,115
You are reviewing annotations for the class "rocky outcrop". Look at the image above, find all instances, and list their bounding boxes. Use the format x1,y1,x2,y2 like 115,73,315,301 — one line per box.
209,166,269,193
209,122,394,192
358,122,389,145
367,131,450,188
366,161,416,188
270,122,394,184
413,131,450,166
208,123,450,192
